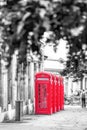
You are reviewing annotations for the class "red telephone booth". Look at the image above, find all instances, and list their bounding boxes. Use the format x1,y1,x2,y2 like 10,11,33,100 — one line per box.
50,74,54,113
60,77,64,110
54,75,58,112
35,72,53,114
51,74,56,113
60,77,62,110
61,77,64,110
56,76,59,111
62,78,64,110
56,76,60,111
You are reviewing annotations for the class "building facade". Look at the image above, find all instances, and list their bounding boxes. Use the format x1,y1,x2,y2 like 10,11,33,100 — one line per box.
0,51,42,122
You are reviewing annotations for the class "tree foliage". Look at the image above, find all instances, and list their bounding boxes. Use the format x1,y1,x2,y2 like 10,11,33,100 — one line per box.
1,0,87,78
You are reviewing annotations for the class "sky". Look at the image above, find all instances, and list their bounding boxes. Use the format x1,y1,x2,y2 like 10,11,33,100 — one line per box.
44,38,68,60
44,38,68,70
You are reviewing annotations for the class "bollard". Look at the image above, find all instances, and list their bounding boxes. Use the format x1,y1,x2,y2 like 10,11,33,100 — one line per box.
15,100,23,121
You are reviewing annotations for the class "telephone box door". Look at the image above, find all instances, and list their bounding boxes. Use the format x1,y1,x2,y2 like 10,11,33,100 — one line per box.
35,73,52,114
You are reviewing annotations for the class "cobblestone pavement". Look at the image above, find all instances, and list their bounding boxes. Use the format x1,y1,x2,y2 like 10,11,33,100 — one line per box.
0,105,87,130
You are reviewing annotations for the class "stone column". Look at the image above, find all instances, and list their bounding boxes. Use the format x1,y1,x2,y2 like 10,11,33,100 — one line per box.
8,65,12,105
64,77,68,96
24,65,29,102
2,68,8,110
11,53,17,107
0,55,3,108
29,62,34,102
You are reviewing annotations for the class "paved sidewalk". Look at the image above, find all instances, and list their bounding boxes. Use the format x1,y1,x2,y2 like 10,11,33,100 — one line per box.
0,105,87,130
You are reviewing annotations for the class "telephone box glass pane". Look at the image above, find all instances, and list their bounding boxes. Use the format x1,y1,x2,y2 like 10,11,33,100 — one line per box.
38,84,47,109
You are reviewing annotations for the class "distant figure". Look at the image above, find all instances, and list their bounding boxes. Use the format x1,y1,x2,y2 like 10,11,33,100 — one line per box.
80,89,86,108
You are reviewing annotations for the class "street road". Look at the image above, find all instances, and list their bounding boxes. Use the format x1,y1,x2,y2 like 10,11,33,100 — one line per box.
0,105,87,130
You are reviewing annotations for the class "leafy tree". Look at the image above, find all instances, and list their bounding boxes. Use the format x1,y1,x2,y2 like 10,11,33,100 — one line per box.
1,0,87,78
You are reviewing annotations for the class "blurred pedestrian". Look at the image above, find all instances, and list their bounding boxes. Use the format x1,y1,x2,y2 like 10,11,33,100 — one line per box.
80,89,86,108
